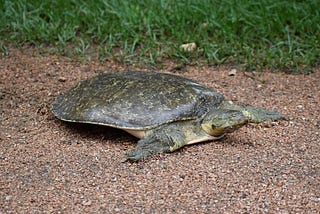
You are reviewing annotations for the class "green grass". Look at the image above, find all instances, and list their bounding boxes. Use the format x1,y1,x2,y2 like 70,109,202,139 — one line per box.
1,0,319,72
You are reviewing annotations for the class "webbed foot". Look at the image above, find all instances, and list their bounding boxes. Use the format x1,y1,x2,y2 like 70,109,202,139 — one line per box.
126,137,170,161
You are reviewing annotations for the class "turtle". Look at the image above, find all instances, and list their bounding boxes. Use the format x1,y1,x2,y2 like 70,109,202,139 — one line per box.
51,71,285,161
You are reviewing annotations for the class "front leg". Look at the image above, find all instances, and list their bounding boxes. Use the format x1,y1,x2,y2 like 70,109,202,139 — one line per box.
126,124,186,161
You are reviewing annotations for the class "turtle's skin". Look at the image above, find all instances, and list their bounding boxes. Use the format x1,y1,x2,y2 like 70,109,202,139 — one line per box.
51,71,285,161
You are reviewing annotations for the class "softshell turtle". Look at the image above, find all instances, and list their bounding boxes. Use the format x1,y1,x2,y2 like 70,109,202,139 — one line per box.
51,71,285,161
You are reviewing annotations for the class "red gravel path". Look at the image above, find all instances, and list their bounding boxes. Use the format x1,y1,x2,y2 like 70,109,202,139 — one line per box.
1,47,319,213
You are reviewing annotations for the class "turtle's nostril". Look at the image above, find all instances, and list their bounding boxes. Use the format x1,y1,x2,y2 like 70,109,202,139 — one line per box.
211,124,217,129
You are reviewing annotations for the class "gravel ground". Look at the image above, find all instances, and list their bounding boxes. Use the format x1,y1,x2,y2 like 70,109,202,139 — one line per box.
1,47,319,213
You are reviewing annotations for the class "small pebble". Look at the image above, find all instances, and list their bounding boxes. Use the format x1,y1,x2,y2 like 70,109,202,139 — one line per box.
201,23,208,28
228,69,237,76
58,77,67,82
82,200,92,206
180,42,197,52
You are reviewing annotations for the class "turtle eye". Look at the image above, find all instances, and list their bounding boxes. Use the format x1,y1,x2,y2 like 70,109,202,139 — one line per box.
211,124,217,130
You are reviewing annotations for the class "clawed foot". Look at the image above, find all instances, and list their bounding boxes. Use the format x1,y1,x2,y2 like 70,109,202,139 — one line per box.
125,136,171,161
126,149,153,162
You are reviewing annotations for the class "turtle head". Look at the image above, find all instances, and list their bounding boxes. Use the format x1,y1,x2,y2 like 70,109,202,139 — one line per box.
201,109,248,137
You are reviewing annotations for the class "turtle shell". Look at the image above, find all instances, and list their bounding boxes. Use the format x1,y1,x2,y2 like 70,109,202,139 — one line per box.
51,71,224,130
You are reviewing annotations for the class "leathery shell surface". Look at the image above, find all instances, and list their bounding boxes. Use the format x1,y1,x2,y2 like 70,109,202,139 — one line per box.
51,71,224,130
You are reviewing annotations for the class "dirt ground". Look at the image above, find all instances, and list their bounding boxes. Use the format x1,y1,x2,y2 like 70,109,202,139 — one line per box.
1,47,319,213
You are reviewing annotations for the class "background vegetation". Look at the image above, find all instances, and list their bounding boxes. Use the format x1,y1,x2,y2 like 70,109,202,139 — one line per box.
1,0,319,72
